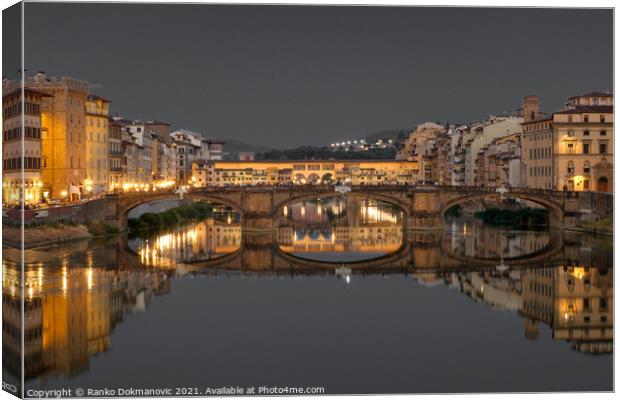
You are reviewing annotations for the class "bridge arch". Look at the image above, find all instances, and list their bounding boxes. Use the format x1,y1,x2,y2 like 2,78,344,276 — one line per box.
439,191,564,223
116,191,244,228
272,191,412,223
438,230,565,267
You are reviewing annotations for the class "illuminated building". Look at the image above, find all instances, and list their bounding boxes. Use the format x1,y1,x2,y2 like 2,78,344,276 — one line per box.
192,160,418,187
125,122,154,186
523,92,614,192
20,71,90,200
396,122,446,181
145,120,173,184
113,117,161,190
476,132,524,188
108,119,124,190
552,92,613,192
85,95,110,194
119,120,140,189
2,86,48,206
171,129,224,184
522,115,554,189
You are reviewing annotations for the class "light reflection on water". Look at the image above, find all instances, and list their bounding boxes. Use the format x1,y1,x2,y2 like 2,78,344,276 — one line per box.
278,197,404,262
2,197,613,393
129,212,241,266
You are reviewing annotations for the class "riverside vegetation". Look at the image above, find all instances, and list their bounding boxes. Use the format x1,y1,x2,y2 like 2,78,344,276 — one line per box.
127,200,214,233
474,207,549,229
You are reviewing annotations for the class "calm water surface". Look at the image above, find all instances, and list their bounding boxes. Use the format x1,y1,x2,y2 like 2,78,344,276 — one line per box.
3,198,613,394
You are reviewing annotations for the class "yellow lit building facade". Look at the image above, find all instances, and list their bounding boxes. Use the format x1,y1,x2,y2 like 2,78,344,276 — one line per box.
25,73,90,200
553,92,613,192
521,265,613,354
192,160,418,187
85,95,111,194
2,88,48,207
522,116,554,189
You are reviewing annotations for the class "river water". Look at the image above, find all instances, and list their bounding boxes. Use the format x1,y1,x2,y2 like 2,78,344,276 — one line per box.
3,197,613,394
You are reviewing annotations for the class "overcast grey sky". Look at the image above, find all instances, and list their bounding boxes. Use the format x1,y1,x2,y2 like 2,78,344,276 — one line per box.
9,4,614,148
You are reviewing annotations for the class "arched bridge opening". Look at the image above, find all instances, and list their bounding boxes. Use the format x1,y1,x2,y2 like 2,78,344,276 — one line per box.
439,191,564,227
117,191,244,230
273,191,412,227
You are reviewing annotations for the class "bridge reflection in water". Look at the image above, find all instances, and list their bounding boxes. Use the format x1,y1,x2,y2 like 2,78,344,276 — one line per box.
1,197,613,387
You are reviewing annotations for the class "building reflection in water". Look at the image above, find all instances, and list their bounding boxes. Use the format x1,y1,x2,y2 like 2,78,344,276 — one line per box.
444,218,551,259
1,205,613,385
2,256,173,382
412,264,613,355
130,213,242,267
278,197,404,260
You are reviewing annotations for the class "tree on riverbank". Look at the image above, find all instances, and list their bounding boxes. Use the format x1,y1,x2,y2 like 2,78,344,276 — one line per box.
128,201,214,232
474,207,548,229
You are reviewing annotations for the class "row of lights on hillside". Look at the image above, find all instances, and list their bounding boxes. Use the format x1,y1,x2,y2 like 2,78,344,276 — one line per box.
331,139,367,147
330,139,393,147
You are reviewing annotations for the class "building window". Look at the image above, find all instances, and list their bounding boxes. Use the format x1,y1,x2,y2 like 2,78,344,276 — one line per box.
584,161,590,174
567,130,575,137
583,130,589,136
600,115,606,123
600,143,608,154
567,143,574,153
567,161,574,175
583,143,590,154
600,130,607,136
584,115,589,123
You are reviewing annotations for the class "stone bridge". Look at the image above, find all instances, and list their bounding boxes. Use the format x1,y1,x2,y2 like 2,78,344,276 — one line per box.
107,184,613,231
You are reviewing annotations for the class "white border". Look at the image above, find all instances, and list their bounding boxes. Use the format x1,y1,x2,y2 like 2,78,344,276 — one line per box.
0,2,616,400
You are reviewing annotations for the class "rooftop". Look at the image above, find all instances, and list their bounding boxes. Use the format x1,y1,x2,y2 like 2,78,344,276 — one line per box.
208,159,417,164
87,94,111,103
556,105,613,115
569,91,613,99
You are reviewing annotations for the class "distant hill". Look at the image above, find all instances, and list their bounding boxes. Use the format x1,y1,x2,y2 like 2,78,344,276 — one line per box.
363,129,409,144
217,138,272,160
213,129,410,160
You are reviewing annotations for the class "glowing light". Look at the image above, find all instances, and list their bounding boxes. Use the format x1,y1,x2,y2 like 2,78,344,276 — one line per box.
62,266,68,291
60,190,68,197
87,268,93,290
571,267,586,280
